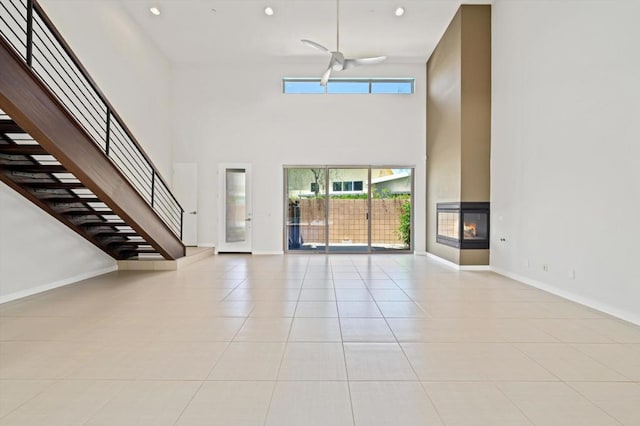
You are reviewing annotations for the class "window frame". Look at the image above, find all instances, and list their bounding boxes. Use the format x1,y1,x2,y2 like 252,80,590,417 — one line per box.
282,78,415,95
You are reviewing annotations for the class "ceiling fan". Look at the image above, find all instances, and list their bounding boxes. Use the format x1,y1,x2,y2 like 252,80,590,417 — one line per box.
301,0,387,86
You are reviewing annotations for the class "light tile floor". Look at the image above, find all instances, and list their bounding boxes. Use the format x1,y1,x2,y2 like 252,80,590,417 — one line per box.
1,254,640,425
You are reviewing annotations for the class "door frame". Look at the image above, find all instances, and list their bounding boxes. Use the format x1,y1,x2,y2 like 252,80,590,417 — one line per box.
217,163,253,253
283,165,414,254
172,162,198,246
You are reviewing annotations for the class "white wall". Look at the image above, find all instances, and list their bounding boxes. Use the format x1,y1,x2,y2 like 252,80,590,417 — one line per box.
491,0,640,324
0,184,116,302
171,63,426,254
39,0,173,177
0,1,173,302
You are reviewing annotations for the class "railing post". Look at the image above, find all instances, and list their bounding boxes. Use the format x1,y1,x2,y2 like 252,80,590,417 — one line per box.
26,0,34,66
180,210,184,240
150,170,155,207
105,109,111,155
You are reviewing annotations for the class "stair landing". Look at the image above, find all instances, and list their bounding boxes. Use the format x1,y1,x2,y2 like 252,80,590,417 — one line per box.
117,247,214,271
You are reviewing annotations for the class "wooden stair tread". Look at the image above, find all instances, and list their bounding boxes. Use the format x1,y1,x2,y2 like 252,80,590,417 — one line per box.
26,182,86,189
4,164,68,173
0,145,48,155
80,221,128,227
0,121,25,133
45,197,102,203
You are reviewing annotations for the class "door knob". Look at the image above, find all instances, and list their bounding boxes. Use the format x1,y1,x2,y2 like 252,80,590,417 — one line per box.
189,211,197,215
245,218,252,222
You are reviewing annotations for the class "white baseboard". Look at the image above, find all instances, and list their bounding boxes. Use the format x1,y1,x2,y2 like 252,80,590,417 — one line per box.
460,265,491,271
198,243,215,248
253,251,285,255
0,265,117,304
491,267,640,326
414,251,428,256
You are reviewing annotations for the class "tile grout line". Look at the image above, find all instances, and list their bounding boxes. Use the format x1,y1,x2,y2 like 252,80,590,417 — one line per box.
172,272,252,425
365,264,447,425
564,381,626,426
334,256,357,426
492,380,538,426
261,255,309,426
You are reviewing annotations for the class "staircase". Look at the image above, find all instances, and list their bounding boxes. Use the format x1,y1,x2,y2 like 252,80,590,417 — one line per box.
0,0,185,260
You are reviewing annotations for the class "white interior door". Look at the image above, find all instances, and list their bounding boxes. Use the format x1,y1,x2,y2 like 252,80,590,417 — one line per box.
172,162,198,246
218,164,252,253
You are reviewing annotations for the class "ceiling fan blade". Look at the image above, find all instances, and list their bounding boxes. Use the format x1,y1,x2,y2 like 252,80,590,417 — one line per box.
344,56,388,69
320,66,332,87
301,39,330,52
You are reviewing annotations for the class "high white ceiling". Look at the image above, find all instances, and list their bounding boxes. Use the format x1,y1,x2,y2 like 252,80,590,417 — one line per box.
119,0,490,65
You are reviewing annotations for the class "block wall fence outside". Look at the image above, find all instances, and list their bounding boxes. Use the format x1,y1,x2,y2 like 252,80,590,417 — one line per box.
296,198,407,245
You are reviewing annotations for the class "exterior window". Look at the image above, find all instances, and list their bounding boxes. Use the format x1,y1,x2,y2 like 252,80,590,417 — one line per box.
333,182,342,192
353,181,363,191
283,78,414,94
371,80,413,94
327,81,369,94
283,80,325,94
343,181,353,191
310,182,318,192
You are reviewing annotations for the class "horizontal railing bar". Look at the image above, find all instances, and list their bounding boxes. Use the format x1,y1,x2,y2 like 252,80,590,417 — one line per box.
31,0,182,213
4,0,27,17
156,207,181,224
2,0,185,243
31,40,107,131
109,135,151,172
30,55,107,144
31,35,107,123
0,10,26,35
108,150,153,191
0,13,27,47
31,15,106,111
1,1,27,23
108,124,154,170
154,190,180,213
108,140,152,175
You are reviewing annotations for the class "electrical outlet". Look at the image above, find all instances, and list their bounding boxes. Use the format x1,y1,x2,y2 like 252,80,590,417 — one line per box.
542,264,549,272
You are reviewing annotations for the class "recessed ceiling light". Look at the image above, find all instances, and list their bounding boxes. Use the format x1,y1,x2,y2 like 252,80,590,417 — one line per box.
149,6,161,16
395,7,405,17
264,6,274,16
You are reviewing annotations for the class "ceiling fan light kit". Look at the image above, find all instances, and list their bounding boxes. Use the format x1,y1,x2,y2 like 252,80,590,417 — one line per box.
301,0,388,86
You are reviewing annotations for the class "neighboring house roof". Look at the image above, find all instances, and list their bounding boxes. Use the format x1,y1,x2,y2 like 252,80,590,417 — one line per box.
371,172,411,184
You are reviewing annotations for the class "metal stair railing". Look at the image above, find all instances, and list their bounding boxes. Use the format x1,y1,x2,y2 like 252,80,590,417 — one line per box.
0,0,184,238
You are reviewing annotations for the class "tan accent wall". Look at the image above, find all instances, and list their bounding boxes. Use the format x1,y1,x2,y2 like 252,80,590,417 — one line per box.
426,9,463,264
426,5,491,265
461,6,492,203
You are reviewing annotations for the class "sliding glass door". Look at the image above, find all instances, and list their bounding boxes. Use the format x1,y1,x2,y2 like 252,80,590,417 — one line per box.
284,166,413,253
370,168,413,251
328,168,369,252
286,167,326,252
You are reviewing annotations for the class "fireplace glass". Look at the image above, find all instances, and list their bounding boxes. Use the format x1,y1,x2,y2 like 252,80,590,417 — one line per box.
436,202,489,249
437,212,459,240
462,212,488,241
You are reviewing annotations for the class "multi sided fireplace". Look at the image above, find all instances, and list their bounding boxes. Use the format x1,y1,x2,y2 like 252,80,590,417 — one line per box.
436,202,490,249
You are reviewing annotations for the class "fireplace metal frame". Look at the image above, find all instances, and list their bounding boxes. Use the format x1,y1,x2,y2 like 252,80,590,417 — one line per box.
436,202,490,249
